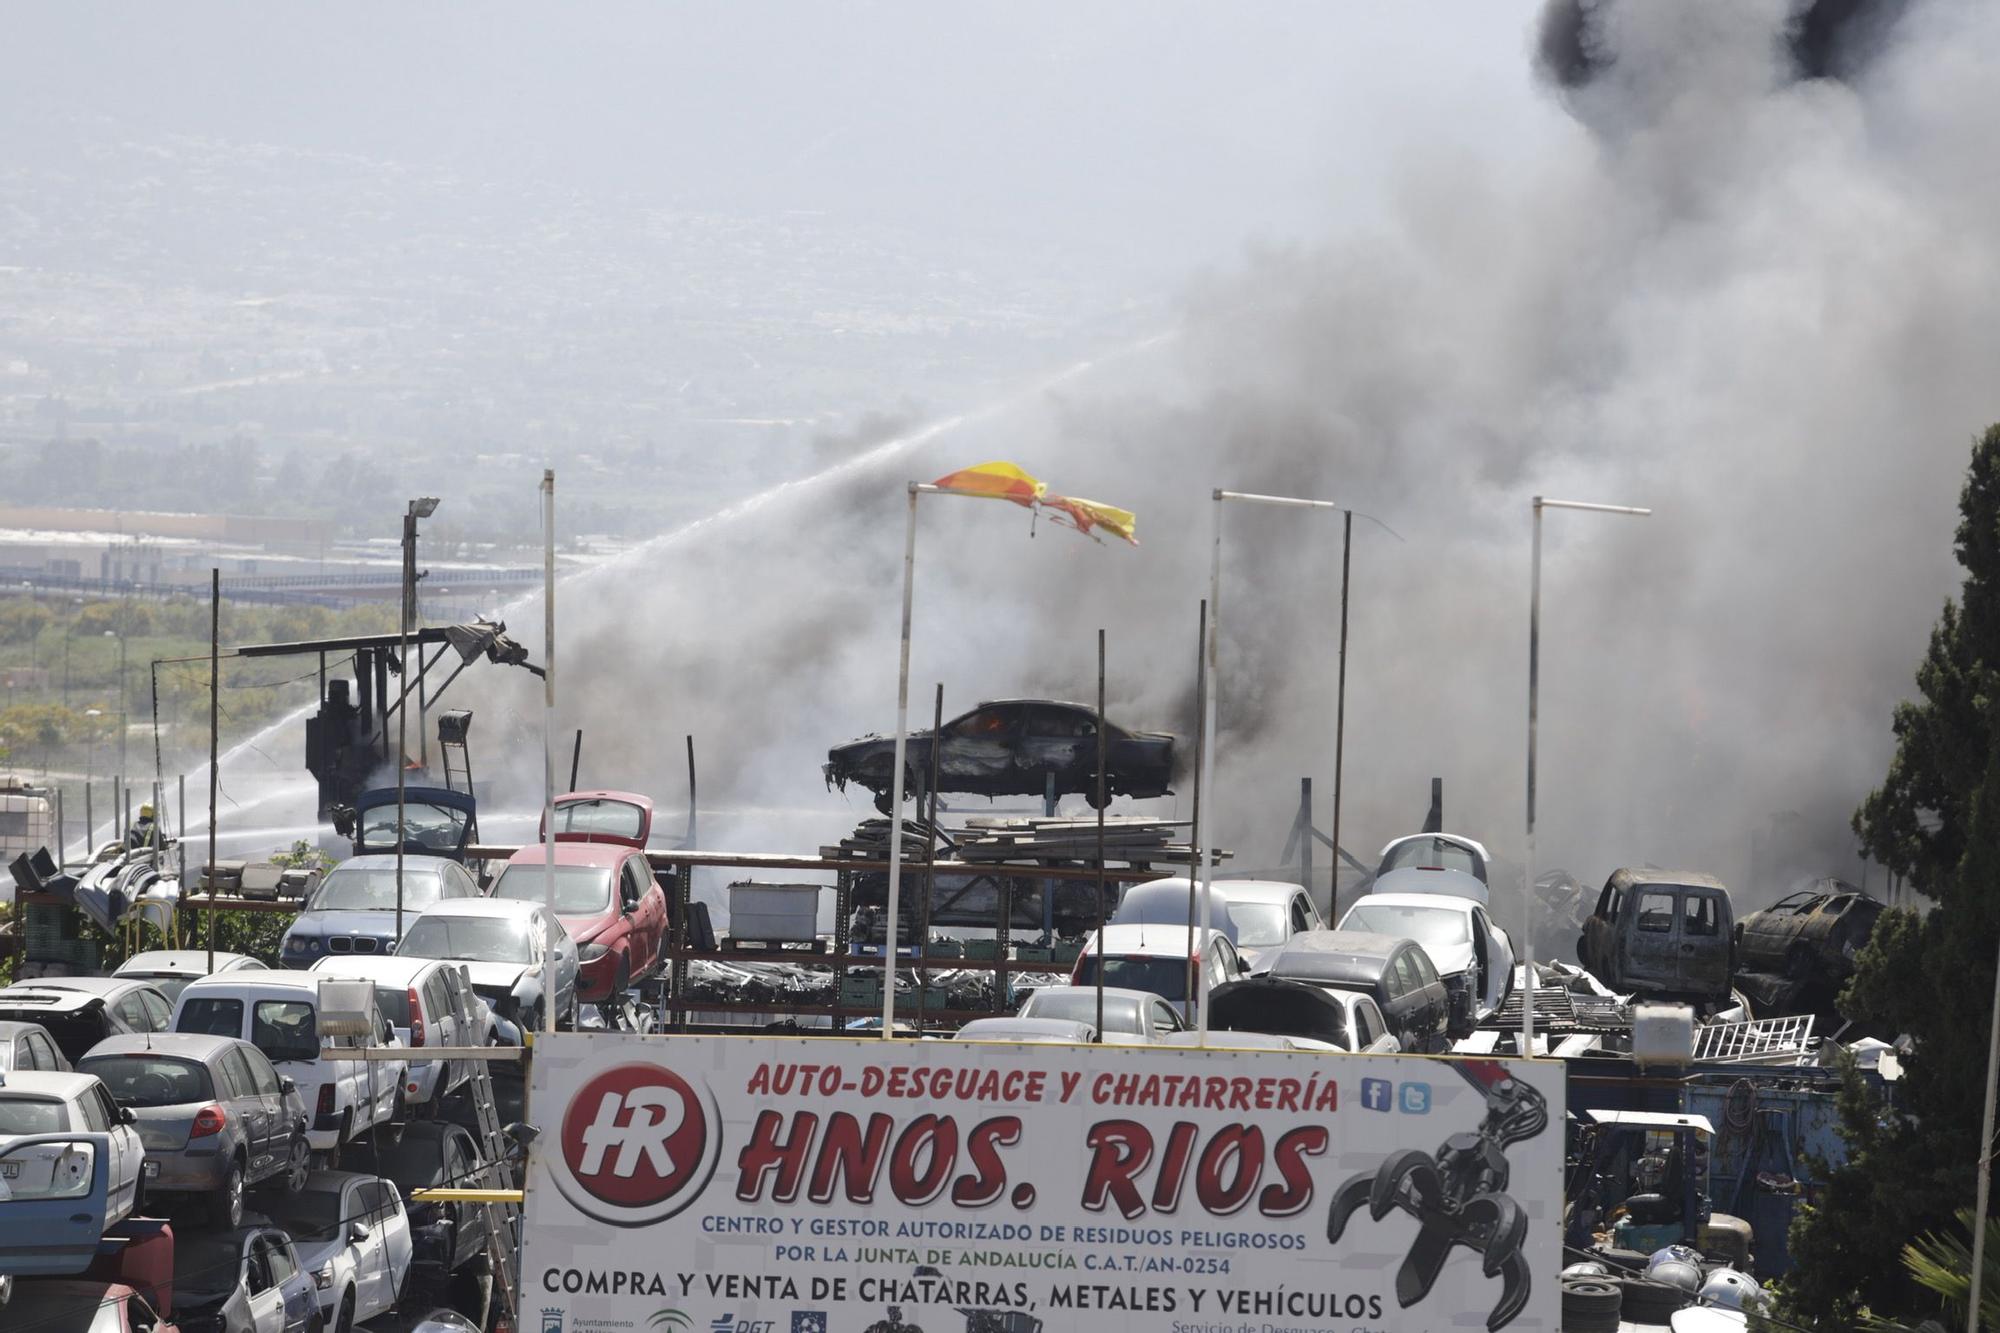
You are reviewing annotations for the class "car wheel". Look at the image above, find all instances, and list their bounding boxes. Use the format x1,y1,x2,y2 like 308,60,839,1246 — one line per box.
615,954,631,1002
1084,786,1111,810
284,1134,311,1193
872,789,896,816
306,1306,324,1333
210,1157,245,1228
332,1288,355,1333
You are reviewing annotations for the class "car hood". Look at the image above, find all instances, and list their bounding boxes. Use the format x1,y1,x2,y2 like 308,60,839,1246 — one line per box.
1425,940,1476,978
288,910,400,939
456,961,534,991
293,1237,345,1273
557,911,614,942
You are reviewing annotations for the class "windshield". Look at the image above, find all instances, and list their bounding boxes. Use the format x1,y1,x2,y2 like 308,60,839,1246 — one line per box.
134,975,196,1004
399,917,534,965
552,799,644,841
266,1186,345,1235
1024,992,1140,1033
1224,902,1290,948
81,1055,214,1107
1073,956,1188,1003
1342,902,1472,951
492,863,612,915
358,801,469,852
310,865,445,912
0,1096,67,1134
1381,837,1482,878
177,997,243,1039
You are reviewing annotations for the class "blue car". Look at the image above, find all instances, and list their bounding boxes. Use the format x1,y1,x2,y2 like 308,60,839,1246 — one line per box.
279,855,484,966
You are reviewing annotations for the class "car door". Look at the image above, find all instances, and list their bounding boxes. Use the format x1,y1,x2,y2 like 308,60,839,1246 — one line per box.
110,992,151,1038
135,989,173,1033
543,912,579,1018
1353,995,1397,1052
1625,888,1682,991
244,1234,287,1333
1581,881,1620,975
264,1233,316,1333
222,1046,277,1178
625,856,663,970
1149,999,1184,1041
1678,890,1729,996
244,1044,298,1171
79,1081,141,1217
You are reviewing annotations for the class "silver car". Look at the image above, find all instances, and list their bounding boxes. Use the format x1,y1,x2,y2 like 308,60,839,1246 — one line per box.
78,1032,310,1228
112,950,269,1005
0,1020,70,1073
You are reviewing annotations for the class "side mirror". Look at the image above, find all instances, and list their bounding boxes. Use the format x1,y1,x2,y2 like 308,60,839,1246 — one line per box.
118,1106,136,1125
1446,986,1475,1039
278,1076,297,1094
347,1222,369,1244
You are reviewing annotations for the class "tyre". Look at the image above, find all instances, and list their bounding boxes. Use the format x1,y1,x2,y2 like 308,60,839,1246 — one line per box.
331,1288,355,1333
284,1134,311,1193
872,789,896,816
1559,1276,1622,1332
614,954,631,1002
210,1157,246,1228
1615,1276,1689,1322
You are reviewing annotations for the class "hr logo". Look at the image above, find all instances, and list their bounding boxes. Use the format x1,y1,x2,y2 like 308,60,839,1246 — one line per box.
556,1062,721,1225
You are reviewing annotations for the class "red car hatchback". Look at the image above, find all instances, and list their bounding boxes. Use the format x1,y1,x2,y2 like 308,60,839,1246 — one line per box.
489,791,668,1006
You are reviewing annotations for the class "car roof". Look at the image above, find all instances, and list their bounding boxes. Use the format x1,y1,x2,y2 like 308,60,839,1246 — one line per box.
954,1017,1095,1041
1607,868,1729,891
0,1019,55,1040
1210,880,1308,906
310,956,444,984
1264,930,1410,984
411,897,542,921
326,854,448,875
1083,924,1230,956
1,976,143,998
80,1032,246,1061
1379,831,1490,862
115,950,259,975
178,971,329,999
299,1168,378,1193
501,841,628,869
1024,986,1161,1008
0,1069,98,1098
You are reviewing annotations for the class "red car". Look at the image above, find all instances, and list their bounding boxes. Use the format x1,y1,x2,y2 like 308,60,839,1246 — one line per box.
489,791,668,1006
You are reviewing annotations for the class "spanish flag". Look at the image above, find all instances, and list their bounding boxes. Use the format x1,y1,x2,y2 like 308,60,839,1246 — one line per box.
1045,494,1139,545
930,461,1047,507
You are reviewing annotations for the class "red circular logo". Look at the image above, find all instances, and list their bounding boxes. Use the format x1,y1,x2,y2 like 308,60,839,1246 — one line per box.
559,1063,710,1213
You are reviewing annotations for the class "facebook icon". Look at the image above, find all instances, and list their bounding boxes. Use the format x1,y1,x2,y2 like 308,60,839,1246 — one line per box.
1360,1078,1392,1112
1399,1082,1432,1115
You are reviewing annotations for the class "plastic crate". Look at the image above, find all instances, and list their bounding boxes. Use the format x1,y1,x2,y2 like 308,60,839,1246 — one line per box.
1051,941,1082,965
1013,945,1054,964
964,939,1001,961
926,939,965,959
840,977,882,1007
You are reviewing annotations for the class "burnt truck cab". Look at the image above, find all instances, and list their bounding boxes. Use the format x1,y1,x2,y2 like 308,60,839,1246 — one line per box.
1579,869,1735,1004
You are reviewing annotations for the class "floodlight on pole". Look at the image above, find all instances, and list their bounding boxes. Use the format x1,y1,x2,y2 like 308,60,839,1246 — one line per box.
1524,495,1651,1055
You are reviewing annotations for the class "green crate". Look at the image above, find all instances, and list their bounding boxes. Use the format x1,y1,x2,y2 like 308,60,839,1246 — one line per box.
894,986,951,1012
926,939,965,959
1013,945,1054,964
964,939,1001,961
840,977,882,1007
1051,941,1082,966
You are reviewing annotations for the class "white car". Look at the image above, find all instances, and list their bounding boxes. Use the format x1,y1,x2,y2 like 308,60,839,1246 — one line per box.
1375,832,1493,887
1015,986,1185,1044
309,956,486,1114
265,1170,414,1333
953,1017,1098,1045
394,897,579,1034
113,950,268,1005
1338,890,1516,1021
171,973,407,1152
0,1071,148,1272
1203,975,1402,1054
1211,880,1322,970
1070,925,1245,1023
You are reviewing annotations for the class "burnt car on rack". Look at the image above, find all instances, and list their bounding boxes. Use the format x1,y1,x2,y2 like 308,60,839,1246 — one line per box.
1733,878,1884,1017
825,699,1174,814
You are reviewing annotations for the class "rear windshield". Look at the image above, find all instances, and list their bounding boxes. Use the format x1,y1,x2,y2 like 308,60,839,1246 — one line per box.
0,1010,109,1066
252,1001,318,1064
399,917,534,965
1224,902,1290,948
0,1095,68,1134
1072,956,1188,1002
177,997,245,1039
310,865,445,912
491,864,612,915
373,985,411,1026
137,976,196,1005
552,798,644,841
81,1055,214,1107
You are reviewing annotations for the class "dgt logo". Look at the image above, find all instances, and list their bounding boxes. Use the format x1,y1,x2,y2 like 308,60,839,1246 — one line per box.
555,1062,721,1225
711,1316,776,1333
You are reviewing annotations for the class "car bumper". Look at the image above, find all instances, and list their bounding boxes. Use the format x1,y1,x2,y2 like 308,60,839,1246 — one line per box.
144,1148,231,1193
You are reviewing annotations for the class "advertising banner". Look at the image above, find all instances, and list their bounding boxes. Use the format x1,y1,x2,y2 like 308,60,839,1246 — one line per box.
521,1033,1565,1333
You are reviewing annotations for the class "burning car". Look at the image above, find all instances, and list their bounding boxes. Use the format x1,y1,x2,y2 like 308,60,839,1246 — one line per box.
825,699,1174,813
1733,878,1884,1018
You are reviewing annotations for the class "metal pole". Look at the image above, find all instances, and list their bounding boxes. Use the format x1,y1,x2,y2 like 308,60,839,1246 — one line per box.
54,788,64,865
1969,926,2000,1333
150,660,162,802
541,471,558,1036
1300,777,1312,904
117,632,127,783
569,729,583,793
1095,629,1108,1044
882,483,923,1037
1197,492,1222,1041
921,683,943,1030
84,783,93,859
1332,509,1351,918
1524,499,1542,1055
397,508,412,949
207,568,218,972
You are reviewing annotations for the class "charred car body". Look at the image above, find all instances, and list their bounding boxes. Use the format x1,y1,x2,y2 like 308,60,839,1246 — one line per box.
1733,879,1884,1019
1579,868,1736,1007
825,699,1173,813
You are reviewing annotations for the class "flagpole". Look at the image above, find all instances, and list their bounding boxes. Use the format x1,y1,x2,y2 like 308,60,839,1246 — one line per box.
1196,491,1222,1043
881,482,935,1036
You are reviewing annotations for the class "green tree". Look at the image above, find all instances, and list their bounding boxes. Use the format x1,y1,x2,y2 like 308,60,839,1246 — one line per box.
1784,426,2000,1325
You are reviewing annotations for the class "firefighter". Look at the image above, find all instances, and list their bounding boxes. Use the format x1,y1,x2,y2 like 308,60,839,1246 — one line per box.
126,803,157,849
